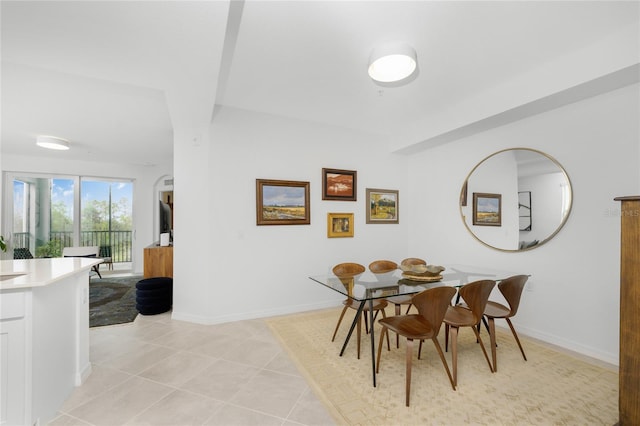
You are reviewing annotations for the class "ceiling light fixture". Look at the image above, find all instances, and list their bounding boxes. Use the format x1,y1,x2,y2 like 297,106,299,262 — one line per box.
368,42,418,84
36,135,70,150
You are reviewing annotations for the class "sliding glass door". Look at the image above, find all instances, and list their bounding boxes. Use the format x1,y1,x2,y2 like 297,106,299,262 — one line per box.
80,178,133,265
10,174,77,258
5,173,133,266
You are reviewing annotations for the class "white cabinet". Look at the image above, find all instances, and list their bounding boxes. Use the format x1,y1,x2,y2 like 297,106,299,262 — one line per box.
1,258,96,426
1,291,27,426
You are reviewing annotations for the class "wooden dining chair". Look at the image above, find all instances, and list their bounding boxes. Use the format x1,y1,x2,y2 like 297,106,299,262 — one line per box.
386,257,426,348
444,279,495,386
482,275,529,372
376,286,457,406
331,262,389,359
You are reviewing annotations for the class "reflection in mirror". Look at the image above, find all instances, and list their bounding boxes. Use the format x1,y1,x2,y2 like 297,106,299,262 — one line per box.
460,148,572,252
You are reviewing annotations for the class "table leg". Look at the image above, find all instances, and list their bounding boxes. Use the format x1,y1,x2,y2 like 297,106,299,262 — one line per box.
369,298,377,387
339,300,366,356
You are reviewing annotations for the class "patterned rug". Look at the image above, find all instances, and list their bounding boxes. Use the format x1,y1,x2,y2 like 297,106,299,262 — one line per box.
266,307,618,426
89,276,142,327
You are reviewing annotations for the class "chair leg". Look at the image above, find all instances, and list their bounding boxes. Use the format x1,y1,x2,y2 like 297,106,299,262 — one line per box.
405,303,412,314
432,337,456,391
488,317,498,372
356,314,362,359
471,325,494,373
376,327,387,373
450,326,458,387
445,324,450,352
505,318,527,361
380,309,390,351
482,316,490,335
394,304,401,348
331,305,349,342
418,340,423,359
405,338,414,407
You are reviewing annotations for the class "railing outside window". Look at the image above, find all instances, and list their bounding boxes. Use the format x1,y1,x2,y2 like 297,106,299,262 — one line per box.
13,231,132,262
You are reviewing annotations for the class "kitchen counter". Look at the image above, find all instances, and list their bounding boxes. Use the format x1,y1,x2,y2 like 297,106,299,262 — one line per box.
0,257,101,289
0,257,100,425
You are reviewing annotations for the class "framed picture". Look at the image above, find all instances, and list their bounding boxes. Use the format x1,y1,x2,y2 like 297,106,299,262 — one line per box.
256,179,310,225
327,213,354,238
322,168,357,201
472,192,502,226
366,188,399,224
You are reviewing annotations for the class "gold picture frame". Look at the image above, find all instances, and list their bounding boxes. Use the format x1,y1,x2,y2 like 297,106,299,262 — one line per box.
256,179,310,225
327,213,354,238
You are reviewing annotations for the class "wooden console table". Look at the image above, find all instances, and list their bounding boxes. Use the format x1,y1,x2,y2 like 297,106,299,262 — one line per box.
143,244,173,278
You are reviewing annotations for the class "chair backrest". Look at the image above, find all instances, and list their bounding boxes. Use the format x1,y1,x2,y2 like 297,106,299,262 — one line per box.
498,275,528,316
400,258,426,267
99,245,112,257
412,286,457,334
14,248,34,259
459,279,496,323
368,260,398,274
332,262,365,277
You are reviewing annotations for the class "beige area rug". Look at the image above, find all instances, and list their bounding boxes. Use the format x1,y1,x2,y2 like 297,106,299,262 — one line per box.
266,307,618,426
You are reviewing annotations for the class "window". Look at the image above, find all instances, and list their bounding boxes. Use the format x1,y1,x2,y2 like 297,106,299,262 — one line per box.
5,173,133,265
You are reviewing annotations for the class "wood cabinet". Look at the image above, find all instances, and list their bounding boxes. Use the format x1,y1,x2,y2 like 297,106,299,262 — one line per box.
143,245,173,278
614,196,640,425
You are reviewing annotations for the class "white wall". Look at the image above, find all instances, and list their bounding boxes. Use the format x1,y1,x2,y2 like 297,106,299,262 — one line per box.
406,83,640,365
519,171,568,243
0,154,172,273
171,107,410,324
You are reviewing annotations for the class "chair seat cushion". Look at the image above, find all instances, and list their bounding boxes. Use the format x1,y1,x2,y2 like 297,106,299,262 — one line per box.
484,301,510,318
379,314,435,340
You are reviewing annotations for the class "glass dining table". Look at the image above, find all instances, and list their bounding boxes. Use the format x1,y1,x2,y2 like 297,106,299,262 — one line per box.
308,264,524,387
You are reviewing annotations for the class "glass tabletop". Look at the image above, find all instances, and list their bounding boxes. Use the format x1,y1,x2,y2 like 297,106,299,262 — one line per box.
309,264,524,302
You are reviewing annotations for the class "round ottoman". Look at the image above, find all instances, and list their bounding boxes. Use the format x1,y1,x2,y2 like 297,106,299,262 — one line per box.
135,277,173,315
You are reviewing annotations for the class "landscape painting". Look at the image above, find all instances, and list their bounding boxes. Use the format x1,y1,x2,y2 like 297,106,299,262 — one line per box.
322,168,357,201
473,192,502,226
256,179,310,225
327,212,354,238
366,188,399,224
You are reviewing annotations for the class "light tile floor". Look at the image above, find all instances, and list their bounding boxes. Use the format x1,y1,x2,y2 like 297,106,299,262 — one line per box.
50,312,336,426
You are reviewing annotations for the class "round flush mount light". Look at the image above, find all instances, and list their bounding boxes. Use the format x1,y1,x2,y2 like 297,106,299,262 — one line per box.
368,42,418,84
36,135,70,150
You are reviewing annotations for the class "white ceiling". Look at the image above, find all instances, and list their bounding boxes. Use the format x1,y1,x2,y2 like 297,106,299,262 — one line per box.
1,1,638,166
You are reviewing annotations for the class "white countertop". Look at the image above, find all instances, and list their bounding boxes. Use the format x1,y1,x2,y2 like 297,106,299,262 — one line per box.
0,258,102,290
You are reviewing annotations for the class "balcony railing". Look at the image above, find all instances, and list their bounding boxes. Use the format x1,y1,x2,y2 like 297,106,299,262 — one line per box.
13,231,132,262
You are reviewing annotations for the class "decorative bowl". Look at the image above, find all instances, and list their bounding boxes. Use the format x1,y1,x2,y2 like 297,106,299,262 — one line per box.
401,264,446,281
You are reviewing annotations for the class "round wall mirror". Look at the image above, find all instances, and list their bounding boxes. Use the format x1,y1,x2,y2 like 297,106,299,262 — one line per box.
460,148,572,252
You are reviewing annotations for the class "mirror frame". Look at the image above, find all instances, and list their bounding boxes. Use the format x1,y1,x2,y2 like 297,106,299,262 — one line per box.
460,148,573,252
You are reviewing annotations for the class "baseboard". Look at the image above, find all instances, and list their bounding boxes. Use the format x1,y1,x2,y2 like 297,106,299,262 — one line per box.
171,300,339,325
75,362,92,386
506,322,619,369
